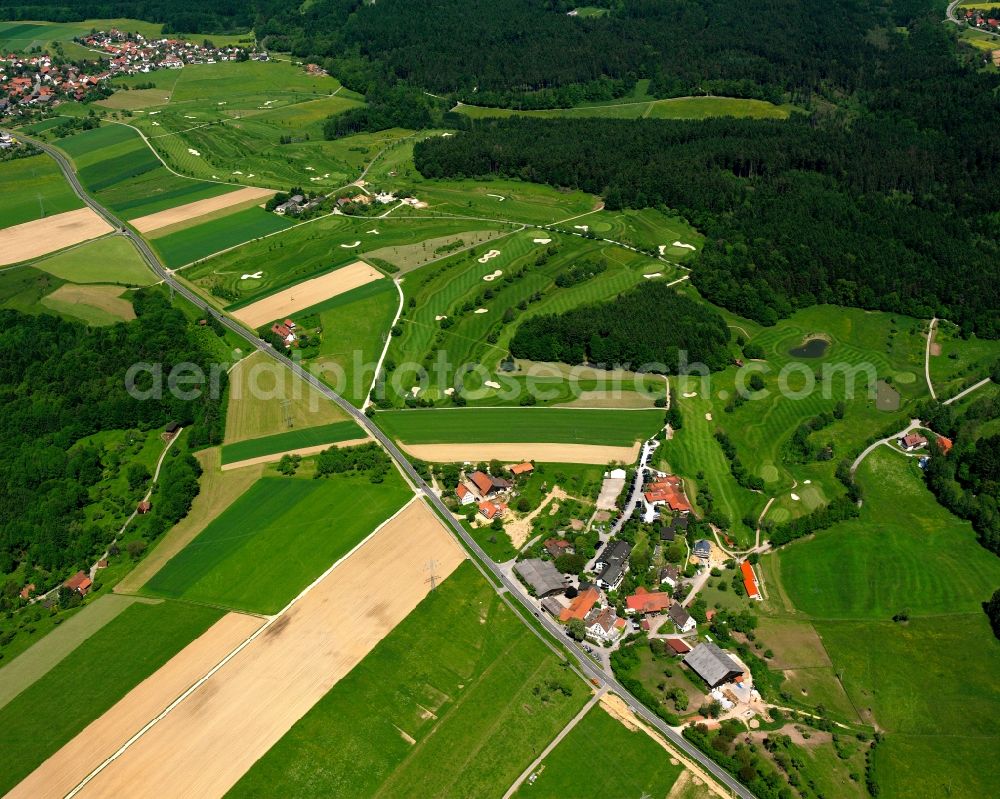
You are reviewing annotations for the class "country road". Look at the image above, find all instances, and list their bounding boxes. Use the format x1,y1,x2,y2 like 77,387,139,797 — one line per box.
850,419,920,476
15,130,758,799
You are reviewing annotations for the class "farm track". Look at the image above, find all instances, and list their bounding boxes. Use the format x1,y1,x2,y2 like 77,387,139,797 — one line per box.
14,130,758,799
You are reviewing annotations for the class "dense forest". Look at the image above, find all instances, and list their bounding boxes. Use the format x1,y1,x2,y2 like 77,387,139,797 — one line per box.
509,283,731,371
0,293,225,582
0,0,251,33
415,21,1000,337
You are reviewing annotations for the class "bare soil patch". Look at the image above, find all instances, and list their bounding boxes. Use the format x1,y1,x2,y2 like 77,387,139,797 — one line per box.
42,284,135,322
505,486,568,548
0,208,113,265
232,261,383,328
400,441,641,465
8,612,265,799
131,187,275,234
46,500,465,799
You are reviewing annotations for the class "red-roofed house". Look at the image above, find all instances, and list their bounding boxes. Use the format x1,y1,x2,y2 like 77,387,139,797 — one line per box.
456,483,476,505
585,606,626,643
644,476,692,513
478,500,507,520
64,571,92,596
469,470,511,498
544,538,572,559
625,586,672,615
741,561,761,601
19,583,34,600
510,462,534,476
665,637,692,655
936,435,953,455
559,587,600,622
900,432,928,451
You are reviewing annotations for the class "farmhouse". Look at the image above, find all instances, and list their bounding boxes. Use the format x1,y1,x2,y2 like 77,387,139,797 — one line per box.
585,606,626,643
740,560,762,601
270,322,297,347
455,484,476,505
595,539,631,591
274,194,305,215
669,603,696,633
541,596,566,617
625,586,672,615
693,539,712,562
684,642,745,688
936,435,953,455
509,461,534,476
559,586,600,622
478,500,506,520
660,514,688,542
164,420,181,439
469,470,512,498
900,432,928,451
137,499,152,514
665,637,692,655
514,559,565,597
64,570,92,596
643,475,692,513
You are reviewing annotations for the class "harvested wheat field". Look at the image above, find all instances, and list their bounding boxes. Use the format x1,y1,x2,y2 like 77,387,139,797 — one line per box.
41,284,136,324
220,437,371,471
0,208,113,265
400,441,641,465
8,612,265,799
232,260,383,328
130,187,275,234
26,499,464,799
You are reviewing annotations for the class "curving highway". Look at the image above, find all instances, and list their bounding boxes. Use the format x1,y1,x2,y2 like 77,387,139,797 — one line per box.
15,130,756,799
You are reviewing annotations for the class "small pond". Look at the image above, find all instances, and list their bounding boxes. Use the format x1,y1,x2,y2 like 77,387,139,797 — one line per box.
789,337,830,358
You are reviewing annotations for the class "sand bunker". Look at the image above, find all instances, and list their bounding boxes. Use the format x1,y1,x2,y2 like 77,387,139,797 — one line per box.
658,245,666,255
683,392,698,398
475,308,488,314
232,261,383,328
673,241,696,251
477,249,501,264
0,208,113,266
790,493,800,501
399,441,642,465
443,387,455,396
643,273,662,279
486,193,506,201
187,148,200,156
241,272,263,280
705,412,713,420
484,380,501,389
482,269,503,282
435,315,448,321
340,241,361,248
131,187,275,234
803,479,812,485
21,501,464,799
574,225,589,232
533,238,552,244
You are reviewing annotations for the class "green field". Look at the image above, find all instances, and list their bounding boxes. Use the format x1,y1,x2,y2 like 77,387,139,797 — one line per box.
375,407,662,445
227,562,588,799
0,153,84,228
143,472,411,614
302,279,400,407
928,319,1000,398
31,236,156,285
758,448,1000,797
515,703,684,797
0,18,166,52
552,207,703,256
454,95,794,122
98,60,377,190
182,213,515,307
220,420,364,464
0,600,222,795
56,123,238,219
150,205,295,268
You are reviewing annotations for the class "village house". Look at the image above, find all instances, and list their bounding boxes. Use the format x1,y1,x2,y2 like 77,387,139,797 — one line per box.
455,483,476,505
478,500,507,520
660,514,689,542
514,559,565,597
595,539,631,591
509,461,534,477
270,322,296,347
936,435,953,455
644,475,693,513
544,538,572,559
684,642,745,688
693,539,712,562
585,606,626,643
540,596,566,617
625,586,672,616
659,564,680,589
669,603,696,633
64,570,92,596
559,586,600,622
137,499,152,514
19,583,34,600
665,637,692,656
900,432,928,451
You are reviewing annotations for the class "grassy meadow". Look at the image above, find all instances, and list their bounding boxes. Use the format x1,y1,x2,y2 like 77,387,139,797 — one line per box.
220,420,363,464
454,95,794,122
31,236,156,286
754,447,1000,797
375,407,662,445
143,471,411,614
0,600,222,795
0,153,83,228
928,318,1000,399
227,562,588,799
150,205,295,268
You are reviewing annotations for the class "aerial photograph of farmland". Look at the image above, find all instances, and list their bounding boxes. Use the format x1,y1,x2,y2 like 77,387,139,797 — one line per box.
1,0,998,797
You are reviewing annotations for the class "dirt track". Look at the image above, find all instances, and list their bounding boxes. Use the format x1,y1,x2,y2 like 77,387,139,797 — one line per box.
232,261,383,328
19,499,464,799
0,208,113,265
8,612,265,799
130,187,275,233
219,436,372,471
400,441,641,465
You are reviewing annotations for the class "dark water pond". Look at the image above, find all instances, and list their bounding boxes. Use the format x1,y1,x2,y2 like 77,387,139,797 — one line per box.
789,337,829,358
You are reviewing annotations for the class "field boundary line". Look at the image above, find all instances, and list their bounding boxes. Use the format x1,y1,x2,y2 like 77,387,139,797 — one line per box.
63,495,422,799
364,278,405,411
942,376,991,406
924,317,938,401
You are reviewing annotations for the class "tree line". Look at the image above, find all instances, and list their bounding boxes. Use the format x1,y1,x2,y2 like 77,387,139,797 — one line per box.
414,22,1000,338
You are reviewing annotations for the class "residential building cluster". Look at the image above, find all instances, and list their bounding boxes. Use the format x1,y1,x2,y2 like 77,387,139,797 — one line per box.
963,8,1000,33
0,52,107,113
77,29,250,73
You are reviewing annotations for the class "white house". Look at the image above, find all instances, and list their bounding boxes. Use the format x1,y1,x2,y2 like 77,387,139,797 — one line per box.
669,603,696,633
585,607,626,643
456,484,476,505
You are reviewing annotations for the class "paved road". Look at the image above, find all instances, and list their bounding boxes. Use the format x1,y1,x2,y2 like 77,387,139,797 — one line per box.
924,317,938,401
943,377,991,406
850,419,920,476
18,131,757,799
